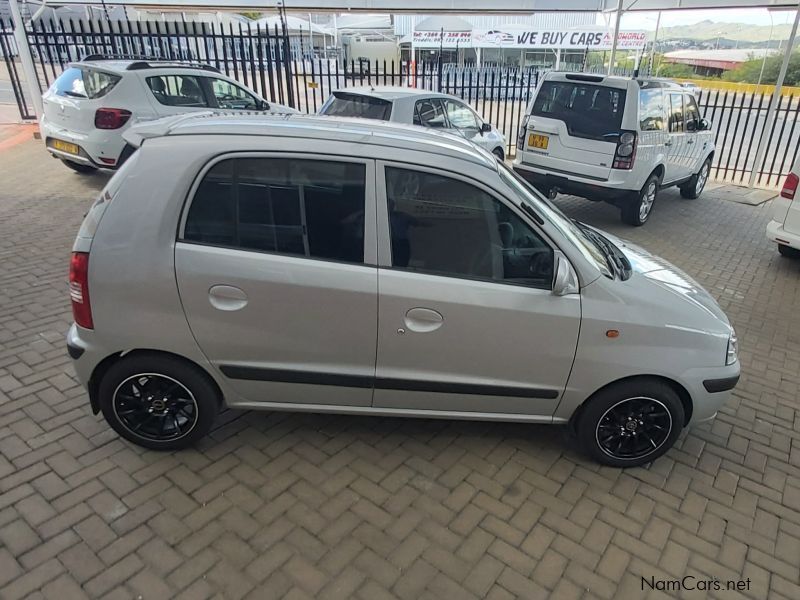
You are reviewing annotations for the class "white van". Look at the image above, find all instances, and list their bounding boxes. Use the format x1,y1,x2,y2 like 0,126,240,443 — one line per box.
513,73,715,226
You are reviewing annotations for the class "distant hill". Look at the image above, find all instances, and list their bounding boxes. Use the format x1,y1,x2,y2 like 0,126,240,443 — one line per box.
652,19,793,43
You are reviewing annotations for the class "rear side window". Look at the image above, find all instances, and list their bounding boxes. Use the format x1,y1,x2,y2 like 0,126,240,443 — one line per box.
320,92,392,120
638,88,665,131
184,158,366,264
52,67,120,99
531,81,626,141
147,75,208,107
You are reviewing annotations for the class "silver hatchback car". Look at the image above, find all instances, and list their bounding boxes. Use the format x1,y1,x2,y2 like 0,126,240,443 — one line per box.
67,113,739,467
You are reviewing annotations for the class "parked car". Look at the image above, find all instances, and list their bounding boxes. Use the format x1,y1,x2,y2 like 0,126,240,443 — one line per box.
767,160,800,258
513,73,715,226
67,113,739,467
40,56,295,173
681,82,702,97
318,86,507,159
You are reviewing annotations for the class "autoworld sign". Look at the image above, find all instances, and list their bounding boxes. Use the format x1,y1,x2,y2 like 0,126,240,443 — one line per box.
412,28,647,50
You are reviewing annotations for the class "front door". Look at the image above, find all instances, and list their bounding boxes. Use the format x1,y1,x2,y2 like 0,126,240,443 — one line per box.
443,99,484,148
175,155,378,407
373,163,581,416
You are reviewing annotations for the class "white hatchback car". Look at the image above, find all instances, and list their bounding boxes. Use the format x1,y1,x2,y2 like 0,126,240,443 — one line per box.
41,56,295,173
67,113,739,467
767,158,800,258
318,86,507,159
514,73,715,226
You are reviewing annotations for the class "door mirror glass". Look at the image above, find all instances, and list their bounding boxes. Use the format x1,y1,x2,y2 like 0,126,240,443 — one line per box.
698,118,711,131
552,253,579,296
481,122,492,134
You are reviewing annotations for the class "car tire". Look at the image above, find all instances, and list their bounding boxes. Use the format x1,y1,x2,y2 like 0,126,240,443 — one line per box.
621,174,659,226
778,244,800,258
98,353,220,451
492,147,504,161
60,158,97,174
576,379,685,468
680,158,711,199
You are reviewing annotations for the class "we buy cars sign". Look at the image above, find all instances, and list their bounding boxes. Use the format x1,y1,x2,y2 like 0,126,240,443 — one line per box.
413,27,646,50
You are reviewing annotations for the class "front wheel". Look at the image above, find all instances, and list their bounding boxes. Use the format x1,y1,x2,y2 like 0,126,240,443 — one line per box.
576,379,684,467
98,354,220,450
680,158,710,199
60,158,97,174
621,174,659,226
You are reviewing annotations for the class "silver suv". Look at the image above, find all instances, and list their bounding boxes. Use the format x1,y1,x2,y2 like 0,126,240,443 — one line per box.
67,114,739,467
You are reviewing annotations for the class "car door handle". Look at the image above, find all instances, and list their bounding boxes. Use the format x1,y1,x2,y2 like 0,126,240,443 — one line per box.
686,139,695,144
208,285,248,311
404,308,443,333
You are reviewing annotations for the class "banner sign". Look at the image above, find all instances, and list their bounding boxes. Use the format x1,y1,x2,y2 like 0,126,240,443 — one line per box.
412,28,647,51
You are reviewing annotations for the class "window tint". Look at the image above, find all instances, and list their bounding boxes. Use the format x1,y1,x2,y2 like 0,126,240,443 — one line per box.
684,94,700,131
532,81,626,141
147,75,208,107
445,100,479,130
185,158,366,264
320,92,392,120
638,88,665,131
668,93,684,133
208,78,259,110
385,167,553,288
413,99,448,128
52,67,120,99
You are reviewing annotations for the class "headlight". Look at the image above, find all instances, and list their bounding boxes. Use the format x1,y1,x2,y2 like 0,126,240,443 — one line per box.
726,331,738,365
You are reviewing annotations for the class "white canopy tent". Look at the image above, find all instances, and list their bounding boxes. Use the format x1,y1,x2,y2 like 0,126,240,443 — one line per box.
8,0,800,187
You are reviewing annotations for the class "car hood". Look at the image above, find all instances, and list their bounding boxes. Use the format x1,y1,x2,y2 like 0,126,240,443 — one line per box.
603,231,732,332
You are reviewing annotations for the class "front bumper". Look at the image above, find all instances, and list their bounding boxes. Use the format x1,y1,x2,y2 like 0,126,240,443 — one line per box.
680,361,741,424
767,218,800,249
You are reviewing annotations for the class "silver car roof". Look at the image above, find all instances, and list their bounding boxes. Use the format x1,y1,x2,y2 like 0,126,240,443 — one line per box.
124,112,499,170
331,86,454,101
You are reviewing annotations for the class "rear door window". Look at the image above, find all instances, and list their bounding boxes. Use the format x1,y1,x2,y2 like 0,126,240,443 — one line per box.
531,80,626,141
668,93,684,133
146,75,208,107
52,67,120,99
319,92,392,120
184,158,366,264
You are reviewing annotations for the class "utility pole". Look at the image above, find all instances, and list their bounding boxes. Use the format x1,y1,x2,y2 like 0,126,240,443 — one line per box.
607,0,624,75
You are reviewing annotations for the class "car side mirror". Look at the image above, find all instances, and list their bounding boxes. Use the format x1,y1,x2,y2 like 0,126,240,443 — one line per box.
552,252,579,296
258,100,270,111
698,118,710,131
481,122,492,134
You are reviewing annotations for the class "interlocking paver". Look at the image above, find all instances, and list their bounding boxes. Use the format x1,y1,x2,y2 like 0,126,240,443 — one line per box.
1,136,800,598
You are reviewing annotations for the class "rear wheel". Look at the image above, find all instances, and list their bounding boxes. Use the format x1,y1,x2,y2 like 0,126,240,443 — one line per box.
778,244,800,258
621,174,659,226
60,158,97,174
98,354,219,450
576,379,684,467
680,158,710,199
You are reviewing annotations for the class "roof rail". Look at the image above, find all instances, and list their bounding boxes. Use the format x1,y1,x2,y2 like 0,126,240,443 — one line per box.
78,54,220,74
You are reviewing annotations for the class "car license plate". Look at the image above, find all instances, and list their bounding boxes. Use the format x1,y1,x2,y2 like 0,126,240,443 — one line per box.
52,139,79,155
528,133,549,150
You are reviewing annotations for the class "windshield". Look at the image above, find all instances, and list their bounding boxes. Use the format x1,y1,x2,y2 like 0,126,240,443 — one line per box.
498,163,612,278
531,80,626,142
320,92,392,120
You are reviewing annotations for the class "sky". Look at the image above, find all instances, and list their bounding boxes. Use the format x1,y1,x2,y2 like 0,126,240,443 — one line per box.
596,8,796,29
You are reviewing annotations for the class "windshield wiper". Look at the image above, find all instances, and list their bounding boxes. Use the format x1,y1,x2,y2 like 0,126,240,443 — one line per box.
574,221,631,279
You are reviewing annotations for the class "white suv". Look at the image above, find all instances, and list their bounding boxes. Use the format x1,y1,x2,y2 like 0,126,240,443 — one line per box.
514,73,715,226
41,56,295,173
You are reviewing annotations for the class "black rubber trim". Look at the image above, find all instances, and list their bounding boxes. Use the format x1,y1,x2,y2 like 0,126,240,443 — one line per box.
702,375,739,393
67,342,84,360
220,365,559,399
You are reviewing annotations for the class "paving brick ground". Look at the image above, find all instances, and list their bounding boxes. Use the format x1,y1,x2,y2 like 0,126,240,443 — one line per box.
1,137,799,600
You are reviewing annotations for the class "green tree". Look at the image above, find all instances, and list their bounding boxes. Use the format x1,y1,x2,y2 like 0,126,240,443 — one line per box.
655,62,697,79
723,51,800,85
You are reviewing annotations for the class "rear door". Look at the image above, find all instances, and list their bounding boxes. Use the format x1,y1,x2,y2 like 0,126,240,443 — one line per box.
523,79,626,181
665,92,689,183
175,154,378,407
443,99,483,146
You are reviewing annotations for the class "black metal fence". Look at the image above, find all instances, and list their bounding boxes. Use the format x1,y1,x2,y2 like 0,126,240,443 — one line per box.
1,16,799,184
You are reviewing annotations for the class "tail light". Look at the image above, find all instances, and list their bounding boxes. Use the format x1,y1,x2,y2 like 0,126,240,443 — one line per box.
781,172,799,199
612,131,637,170
95,108,131,130
69,252,93,329
518,115,530,148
